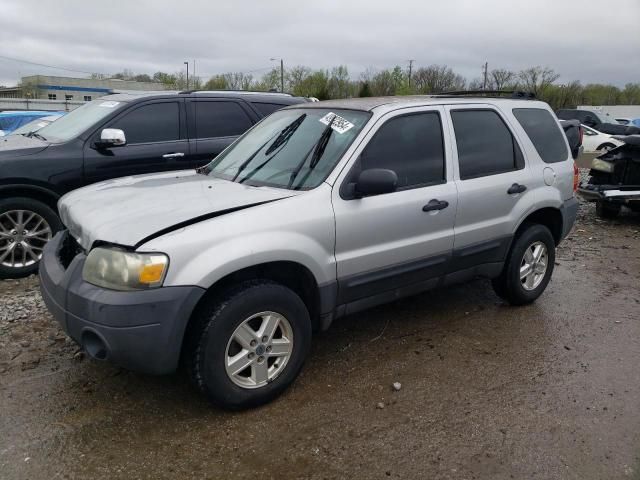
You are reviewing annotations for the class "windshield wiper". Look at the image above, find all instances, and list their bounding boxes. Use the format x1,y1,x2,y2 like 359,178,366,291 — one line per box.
287,116,335,189
232,114,307,183
27,131,47,141
264,114,306,156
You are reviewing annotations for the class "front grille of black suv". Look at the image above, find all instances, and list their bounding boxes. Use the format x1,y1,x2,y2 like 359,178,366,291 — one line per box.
58,232,83,270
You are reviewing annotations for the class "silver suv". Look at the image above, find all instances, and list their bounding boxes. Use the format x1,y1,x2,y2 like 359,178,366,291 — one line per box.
39,95,579,409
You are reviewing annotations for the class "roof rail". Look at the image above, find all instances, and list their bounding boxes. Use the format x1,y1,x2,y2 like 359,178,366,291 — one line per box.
178,89,292,96
435,90,536,99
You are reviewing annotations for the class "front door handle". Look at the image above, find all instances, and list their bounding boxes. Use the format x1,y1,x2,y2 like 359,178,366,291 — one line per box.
162,152,185,158
422,199,449,212
507,183,527,194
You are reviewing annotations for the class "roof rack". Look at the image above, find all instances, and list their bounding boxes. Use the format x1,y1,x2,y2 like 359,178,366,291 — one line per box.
178,89,292,96
435,90,536,99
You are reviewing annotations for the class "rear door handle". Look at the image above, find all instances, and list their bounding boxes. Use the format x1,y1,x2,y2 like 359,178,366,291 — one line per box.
507,183,527,194
162,152,185,158
422,199,449,212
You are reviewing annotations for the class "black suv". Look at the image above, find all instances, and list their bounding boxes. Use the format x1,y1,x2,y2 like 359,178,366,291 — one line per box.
0,91,307,278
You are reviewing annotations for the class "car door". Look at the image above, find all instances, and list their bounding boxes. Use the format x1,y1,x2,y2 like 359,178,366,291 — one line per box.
186,98,257,169
332,107,457,309
445,105,532,272
83,99,188,184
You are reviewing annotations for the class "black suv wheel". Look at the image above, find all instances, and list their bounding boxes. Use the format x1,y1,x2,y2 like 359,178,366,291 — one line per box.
0,197,62,279
492,224,555,305
186,280,312,410
595,200,621,219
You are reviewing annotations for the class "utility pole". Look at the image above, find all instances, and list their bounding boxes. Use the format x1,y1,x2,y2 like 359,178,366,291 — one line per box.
193,59,196,89
270,58,285,92
280,59,284,93
184,61,189,90
482,61,488,90
407,59,415,89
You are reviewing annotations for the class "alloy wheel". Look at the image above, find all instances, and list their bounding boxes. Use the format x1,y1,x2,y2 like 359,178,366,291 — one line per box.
0,210,52,269
225,311,294,389
520,241,548,291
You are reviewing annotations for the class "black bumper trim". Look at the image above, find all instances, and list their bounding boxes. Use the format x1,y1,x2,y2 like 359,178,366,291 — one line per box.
39,231,206,375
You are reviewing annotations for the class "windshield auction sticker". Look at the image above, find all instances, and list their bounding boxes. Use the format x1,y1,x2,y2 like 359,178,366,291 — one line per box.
319,112,354,134
98,101,120,108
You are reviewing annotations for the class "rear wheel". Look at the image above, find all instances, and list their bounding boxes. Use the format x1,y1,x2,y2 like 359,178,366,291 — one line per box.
186,280,312,410
492,224,555,305
595,201,621,219
0,197,61,279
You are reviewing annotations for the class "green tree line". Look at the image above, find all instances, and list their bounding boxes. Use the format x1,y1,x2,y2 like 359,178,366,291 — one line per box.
105,65,640,110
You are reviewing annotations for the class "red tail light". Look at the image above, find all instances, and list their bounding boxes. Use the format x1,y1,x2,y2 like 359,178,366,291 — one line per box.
573,161,579,192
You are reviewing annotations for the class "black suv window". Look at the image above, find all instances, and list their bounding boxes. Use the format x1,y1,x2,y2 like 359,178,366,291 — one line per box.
195,101,253,139
451,109,523,180
110,102,180,144
251,102,287,116
359,112,445,189
513,108,568,164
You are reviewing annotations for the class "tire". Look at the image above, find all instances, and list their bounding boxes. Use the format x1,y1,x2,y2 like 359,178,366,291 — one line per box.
596,142,616,152
186,280,312,410
0,197,62,279
595,201,621,219
491,224,555,306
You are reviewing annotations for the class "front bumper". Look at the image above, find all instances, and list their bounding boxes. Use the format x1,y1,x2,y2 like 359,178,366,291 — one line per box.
39,231,206,375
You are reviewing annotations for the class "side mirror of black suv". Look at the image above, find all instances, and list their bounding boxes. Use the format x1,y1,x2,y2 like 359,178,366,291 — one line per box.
96,128,126,148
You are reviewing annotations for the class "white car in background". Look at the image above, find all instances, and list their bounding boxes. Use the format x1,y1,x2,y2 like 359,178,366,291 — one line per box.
581,124,624,153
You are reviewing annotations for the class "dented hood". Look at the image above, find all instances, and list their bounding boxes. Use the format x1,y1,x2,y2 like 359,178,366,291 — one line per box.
59,170,296,250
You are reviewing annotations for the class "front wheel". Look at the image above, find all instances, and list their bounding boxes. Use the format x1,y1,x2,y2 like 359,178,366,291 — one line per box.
0,197,61,279
186,280,312,410
492,224,555,305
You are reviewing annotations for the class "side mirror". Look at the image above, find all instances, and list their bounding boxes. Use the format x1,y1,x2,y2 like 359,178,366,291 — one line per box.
97,128,126,148
354,168,398,197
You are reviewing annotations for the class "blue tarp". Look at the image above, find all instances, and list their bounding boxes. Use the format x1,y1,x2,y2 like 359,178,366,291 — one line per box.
0,111,64,134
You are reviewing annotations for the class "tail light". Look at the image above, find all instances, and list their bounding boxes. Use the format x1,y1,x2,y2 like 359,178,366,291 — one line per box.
573,161,579,192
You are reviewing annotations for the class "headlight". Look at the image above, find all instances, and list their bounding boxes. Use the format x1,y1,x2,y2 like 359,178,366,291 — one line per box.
591,158,614,173
82,247,169,291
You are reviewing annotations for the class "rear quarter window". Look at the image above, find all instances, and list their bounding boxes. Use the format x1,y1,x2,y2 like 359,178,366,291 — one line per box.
251,102,287,116
513,108,568,164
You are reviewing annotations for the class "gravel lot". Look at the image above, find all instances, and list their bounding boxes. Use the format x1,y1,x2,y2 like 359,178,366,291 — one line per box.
1,178,639,480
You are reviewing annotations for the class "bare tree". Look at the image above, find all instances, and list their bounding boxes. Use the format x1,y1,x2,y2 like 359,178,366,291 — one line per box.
518,66,560,95
412,64,465,93
489,69,516,90
286,65,311,93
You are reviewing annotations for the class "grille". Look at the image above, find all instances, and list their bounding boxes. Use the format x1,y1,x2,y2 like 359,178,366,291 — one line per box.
58,232,83,270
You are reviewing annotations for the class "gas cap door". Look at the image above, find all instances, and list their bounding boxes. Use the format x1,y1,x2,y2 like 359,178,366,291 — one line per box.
543,167,556,186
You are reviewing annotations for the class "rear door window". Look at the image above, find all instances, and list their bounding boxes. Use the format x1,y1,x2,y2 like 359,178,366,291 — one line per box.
451,109,523,180
194,101,253,139
513,108,568,163
109,102,180,144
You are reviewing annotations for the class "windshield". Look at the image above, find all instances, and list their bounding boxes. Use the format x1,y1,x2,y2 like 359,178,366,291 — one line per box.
37,99,126,143
205,108,370,190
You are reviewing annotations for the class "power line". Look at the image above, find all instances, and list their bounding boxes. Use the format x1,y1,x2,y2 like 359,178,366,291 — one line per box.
0,54,107,76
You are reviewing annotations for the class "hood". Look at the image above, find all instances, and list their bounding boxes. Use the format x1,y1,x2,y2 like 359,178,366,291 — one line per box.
0,133,50,157
59,170,298,250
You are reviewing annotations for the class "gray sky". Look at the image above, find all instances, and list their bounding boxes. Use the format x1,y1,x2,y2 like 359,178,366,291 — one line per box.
1,0,639,87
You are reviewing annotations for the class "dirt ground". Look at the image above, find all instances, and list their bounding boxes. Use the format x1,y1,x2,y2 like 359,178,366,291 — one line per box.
1,193,639,480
